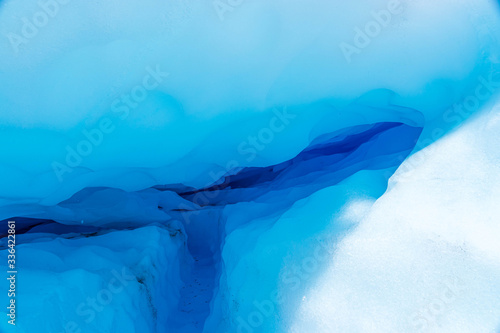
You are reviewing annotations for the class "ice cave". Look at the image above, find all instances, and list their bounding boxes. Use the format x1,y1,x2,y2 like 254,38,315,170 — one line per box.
1,0,500,332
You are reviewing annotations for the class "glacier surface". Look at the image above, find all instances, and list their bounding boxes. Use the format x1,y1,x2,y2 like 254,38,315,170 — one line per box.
1,0,500,332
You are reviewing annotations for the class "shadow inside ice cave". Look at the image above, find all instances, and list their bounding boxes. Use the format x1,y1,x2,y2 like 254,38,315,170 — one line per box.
1,121,422,332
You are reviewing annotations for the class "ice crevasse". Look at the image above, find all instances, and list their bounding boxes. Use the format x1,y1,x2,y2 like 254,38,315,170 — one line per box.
0,0,500,332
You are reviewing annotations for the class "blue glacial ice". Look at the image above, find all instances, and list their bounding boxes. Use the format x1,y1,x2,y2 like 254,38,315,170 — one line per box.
1,0,500,332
